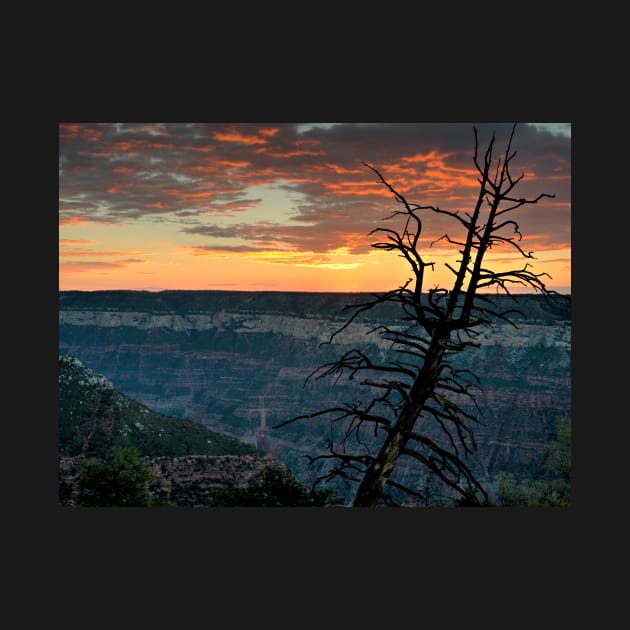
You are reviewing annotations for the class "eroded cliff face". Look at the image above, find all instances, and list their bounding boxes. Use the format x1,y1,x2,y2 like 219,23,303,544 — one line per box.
59,290,571,500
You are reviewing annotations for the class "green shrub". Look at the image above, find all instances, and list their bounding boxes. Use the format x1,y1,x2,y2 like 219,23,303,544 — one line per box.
207,466,342,507
75,445,156,507
495,418,571,507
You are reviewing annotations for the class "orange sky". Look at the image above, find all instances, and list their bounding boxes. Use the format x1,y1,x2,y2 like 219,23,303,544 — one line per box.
59,123,571,293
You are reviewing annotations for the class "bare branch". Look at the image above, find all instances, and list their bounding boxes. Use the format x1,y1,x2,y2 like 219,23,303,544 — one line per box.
279,124,560,507
495,192,556,216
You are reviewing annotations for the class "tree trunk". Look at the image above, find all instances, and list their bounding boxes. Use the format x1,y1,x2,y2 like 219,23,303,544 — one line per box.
352,334,447,506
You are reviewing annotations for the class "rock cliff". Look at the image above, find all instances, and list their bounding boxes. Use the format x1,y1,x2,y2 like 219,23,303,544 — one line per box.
59,290,571,501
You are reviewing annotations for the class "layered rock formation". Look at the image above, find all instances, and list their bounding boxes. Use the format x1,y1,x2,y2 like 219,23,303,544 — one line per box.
59,290,571,501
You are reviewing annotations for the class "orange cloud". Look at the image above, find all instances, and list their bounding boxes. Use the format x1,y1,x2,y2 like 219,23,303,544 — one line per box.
60,125,105,142
161,188,215,201
59,238,96,246
187,246,362,270
59,216,88,227
296,138,321,147
514,233,571,250
60,261,131,273
148,142,175,150
324,181,393,197
213,130,269,145
59,215,121,227
78,151,114,158
401,150,447,164
200,198,261,214
190,145,215,153
187,159,252,174
254,147,326,159
225,159,252,168
59,247,144,258
538,201,571,210
388,152,481,191
60,124,82,135
316,163,365,175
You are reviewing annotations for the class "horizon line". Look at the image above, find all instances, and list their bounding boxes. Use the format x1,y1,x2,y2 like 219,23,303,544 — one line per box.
59,287,572,296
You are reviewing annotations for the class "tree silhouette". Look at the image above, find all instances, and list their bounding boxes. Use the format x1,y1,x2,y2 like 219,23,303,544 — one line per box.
275,124,565,507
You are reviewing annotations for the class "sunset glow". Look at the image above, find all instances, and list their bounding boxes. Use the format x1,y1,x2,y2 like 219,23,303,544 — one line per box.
59,123,571,293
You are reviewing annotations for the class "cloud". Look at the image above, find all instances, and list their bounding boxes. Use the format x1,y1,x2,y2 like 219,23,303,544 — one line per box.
59,214,120,227
59,247,144,258
200,198,262,215
59,258,145,273
60,122,570,256
59,261,128,272
189,245,361,269
59,238,96,245
527,123,571,138
213,127,280,145
189,244,265,254
183,217,377,255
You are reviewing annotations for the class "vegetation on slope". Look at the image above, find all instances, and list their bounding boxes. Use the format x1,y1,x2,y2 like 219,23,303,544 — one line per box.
59,355,340,507
206,466,341,507
74,445,165,507
494,416,571,507
58,354,260,459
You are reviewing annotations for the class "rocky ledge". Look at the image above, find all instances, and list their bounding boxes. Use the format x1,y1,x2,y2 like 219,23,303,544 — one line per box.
59,453,286,507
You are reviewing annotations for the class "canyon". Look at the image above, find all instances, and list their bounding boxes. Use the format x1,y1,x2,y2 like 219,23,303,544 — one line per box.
59,290,571,503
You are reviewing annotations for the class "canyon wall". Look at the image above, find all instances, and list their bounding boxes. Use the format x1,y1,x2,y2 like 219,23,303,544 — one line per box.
59,290,571,501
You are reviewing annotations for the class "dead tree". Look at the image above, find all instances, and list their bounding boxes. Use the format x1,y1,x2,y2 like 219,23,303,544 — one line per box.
275,124,562,506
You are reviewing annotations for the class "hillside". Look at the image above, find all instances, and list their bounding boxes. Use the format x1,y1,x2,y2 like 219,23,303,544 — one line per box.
58,354,260,459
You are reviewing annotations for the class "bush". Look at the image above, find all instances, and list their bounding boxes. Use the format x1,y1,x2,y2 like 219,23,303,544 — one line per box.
496,472,570,507
207,466,342,507
75,445,156,507
495,418,571,507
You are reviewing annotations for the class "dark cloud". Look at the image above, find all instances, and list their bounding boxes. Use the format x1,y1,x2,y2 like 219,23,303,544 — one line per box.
60,122,570,254
183,217,376,255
